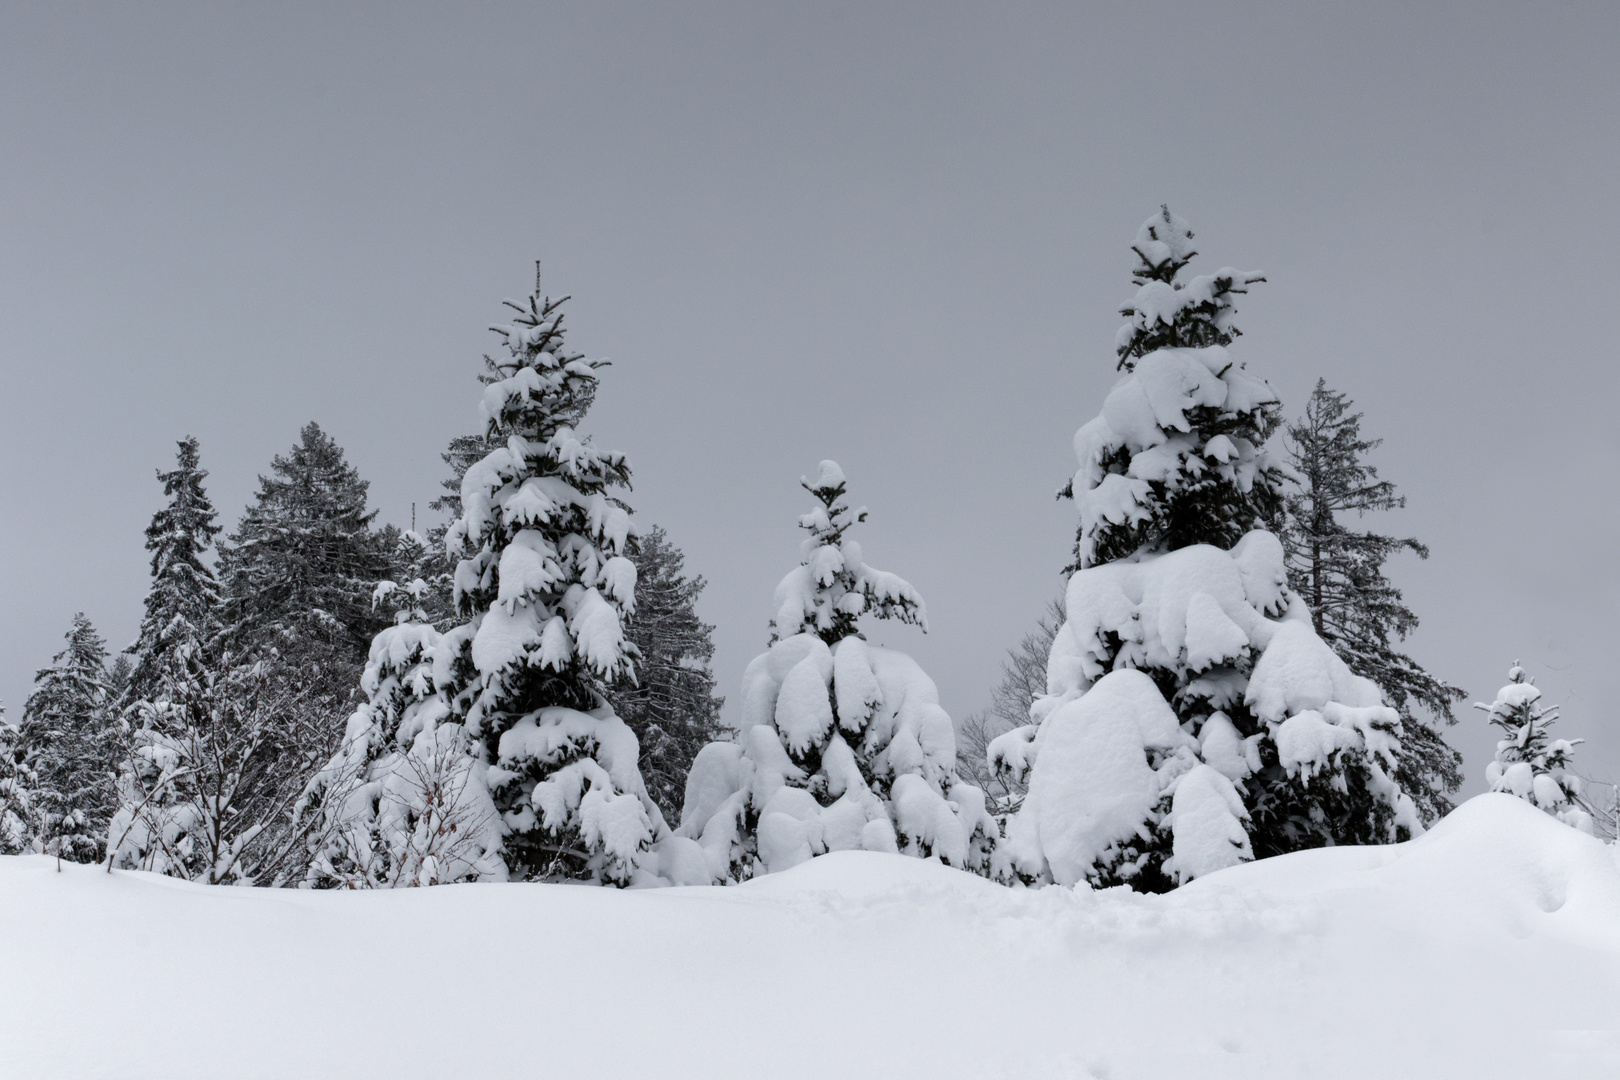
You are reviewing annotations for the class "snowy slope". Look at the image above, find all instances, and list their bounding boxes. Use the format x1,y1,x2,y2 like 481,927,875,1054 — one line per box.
3,794,1617,1079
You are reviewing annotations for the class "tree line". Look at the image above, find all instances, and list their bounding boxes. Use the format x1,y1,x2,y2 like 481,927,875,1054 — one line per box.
1,214,1597,888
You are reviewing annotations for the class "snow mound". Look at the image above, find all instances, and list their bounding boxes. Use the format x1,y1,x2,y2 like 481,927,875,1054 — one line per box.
3,794,1618,1079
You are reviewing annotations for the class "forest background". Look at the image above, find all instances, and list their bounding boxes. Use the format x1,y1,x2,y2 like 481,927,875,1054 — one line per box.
1,1,1617,796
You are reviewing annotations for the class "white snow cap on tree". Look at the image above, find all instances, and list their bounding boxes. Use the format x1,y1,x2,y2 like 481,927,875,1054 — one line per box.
1115,205,1266,368
1476,665,1592,834
677,463,997,882
996,534,1420,888
770,460,926,643
1067,347,1286,570
1064,207,1286,572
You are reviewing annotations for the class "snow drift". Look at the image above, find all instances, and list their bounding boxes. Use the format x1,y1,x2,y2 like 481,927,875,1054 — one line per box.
3,794,1617,1079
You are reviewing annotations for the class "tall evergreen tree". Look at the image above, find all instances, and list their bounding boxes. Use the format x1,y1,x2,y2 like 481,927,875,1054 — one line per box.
1001,210,1420,893
1281,380,1464,823
19,614,121,863
123,436,221,709
604,525,725,824
434,279,666,885
216,422,392,727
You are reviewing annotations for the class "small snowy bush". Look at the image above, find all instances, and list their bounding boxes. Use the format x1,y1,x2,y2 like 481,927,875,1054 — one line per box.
1476,664,1592,834
677,463,998,882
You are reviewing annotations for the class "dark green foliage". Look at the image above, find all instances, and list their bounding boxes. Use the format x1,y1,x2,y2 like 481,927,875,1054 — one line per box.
19,614,122,863
1281,380,1464,823
605,526,725,823
216,422,393,733
1067,401,1288,571
123,436,221,709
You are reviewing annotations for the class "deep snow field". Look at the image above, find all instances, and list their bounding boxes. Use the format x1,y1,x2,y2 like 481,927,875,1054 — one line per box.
2,794,1617,1080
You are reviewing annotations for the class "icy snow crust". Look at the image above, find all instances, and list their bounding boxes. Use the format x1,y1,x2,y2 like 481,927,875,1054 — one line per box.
5,795,1617,1079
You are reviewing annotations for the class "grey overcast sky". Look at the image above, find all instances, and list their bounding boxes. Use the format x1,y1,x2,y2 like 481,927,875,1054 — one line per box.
2,2,1617,797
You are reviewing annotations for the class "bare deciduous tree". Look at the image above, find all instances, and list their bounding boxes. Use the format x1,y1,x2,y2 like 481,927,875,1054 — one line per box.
956,598,1064,819
108,648,360,886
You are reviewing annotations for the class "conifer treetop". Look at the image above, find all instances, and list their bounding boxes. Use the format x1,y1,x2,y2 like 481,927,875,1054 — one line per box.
27,614,110,723
447,283,638,721
1116,205,1266,370
126,436,220,706
770,461,926,645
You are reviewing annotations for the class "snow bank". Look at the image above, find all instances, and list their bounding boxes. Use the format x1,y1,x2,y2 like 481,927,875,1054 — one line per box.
4,794,1617,1079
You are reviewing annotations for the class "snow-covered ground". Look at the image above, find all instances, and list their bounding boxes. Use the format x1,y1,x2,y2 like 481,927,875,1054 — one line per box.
3,794,1617,1079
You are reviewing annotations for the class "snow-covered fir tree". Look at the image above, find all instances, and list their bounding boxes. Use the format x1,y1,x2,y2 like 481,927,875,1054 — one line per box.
1282,380,1464,823
677,462,998,882
604,525,726,824
122,436,221,710
1475,663,1592,833
1061,205,1285,570
996,210,1420,892
302,279,705,889
0,704,36,855
427,280,688,886
19,614,122,863
216,422,393,736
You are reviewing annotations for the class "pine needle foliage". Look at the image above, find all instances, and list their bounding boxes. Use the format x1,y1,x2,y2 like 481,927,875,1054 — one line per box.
1281,379,1464,822
19,614,121,863
604,525,725,824
123,436,221,709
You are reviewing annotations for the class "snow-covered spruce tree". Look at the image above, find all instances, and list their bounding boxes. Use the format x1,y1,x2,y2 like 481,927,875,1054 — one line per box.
19,614,122,863
122,436,222,710
1282,380,1464,823
604,525,725,824
677,463,998,882
429,281,694,887
0,705,37,855
1059,205,1282,571
1475,663,1592,833
216,422,393,729
996,210,1420,892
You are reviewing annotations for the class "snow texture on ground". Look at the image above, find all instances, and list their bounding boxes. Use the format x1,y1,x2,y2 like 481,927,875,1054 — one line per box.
3,794,1617,1079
